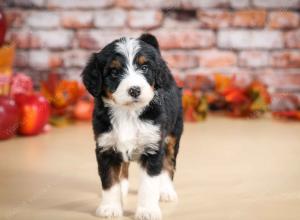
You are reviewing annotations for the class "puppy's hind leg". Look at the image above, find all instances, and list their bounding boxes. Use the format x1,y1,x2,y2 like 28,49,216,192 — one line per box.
160,136,179,202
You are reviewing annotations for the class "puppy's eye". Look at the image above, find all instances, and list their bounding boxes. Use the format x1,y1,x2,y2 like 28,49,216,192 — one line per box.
141,65,148,71
111,69,118,78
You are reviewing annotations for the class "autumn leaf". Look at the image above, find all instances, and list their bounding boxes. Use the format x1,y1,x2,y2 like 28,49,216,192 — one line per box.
214,73,233,93
41,73,81,109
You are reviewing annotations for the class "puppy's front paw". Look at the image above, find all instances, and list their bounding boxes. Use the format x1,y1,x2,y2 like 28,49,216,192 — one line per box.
160,188,178,202
135,206,161,220
96,203,123,218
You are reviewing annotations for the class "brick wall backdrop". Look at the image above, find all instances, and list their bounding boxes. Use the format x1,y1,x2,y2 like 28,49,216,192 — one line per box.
4,0,300,108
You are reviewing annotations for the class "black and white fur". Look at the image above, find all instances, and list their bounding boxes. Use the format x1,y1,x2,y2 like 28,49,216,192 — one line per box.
82,34,183,220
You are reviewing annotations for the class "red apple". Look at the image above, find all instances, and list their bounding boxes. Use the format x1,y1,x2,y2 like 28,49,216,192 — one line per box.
0,9,7,47
14,93,50,136
0,96,19,140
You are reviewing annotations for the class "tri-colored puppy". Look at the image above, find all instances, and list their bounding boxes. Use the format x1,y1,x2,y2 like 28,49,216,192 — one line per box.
82,33,183,220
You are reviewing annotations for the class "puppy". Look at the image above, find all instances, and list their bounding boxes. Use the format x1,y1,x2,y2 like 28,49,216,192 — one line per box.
82,33,183,220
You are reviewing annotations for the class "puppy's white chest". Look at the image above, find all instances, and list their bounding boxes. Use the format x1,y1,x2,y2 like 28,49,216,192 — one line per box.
97,108,160,160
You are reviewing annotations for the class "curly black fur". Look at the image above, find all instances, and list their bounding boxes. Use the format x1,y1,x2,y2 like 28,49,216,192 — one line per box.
82,33,183,190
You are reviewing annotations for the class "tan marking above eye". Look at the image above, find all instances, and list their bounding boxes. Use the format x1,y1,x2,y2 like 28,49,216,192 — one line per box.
110,59,121,69
105,89,116,102
137,55,147,65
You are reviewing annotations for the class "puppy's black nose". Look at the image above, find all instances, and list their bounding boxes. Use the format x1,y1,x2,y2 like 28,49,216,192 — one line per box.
128,86,141,98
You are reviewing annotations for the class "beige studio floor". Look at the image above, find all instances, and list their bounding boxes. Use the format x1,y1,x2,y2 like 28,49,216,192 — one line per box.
0,116,300,220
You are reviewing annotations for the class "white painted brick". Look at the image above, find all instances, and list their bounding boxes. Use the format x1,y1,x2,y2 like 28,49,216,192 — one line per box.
253,0,300,8
48,0,114,9
179,0,229,8
28,50,50,70
229,0,250,8
27,12,60,29
128,10,163,29
218,30,283,49
35,30,73,49
239,51,269,67
94,9,127,28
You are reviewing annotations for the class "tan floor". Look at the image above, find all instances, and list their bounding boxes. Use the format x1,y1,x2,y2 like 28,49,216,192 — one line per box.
1,116,300,220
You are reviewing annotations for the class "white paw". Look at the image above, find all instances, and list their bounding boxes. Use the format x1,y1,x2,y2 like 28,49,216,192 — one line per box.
96,203,123,218
135,206,162,220
160,187,178,202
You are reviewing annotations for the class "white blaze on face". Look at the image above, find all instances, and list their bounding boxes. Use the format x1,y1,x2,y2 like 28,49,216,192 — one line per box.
112,37,154,109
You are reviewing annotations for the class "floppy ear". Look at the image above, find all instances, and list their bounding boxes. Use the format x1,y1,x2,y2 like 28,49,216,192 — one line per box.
154,59,170,89
81,53,102,97
139,33,160,54
139,34,167,88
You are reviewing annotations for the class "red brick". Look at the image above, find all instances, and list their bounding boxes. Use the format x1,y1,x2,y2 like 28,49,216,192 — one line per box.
253,0,300,9
27,12,60,29
14,51,29,68
239,51,269,67
154,30,215,49
270,93,300,111
77,30,138,49
162,17,199,29
268,11,299,29
285,30,300,48
9,30,71,49
61,11,93,29
28,50,63,70
9,0,46,7
179,0,229,9
271,51,300,68
128,10,163,29
5,9,27,28
9,31,40,49
76,32,98,50
184,74,214,90
162,51,198,69
47,0,114,9
117,0,230,9
197,10,232,29
198,50,237,67
184,67,251,76
218,30,283,49
232,10,266,28
257,70,300,92
116,0,166,8
94,9,127,28
49,54,64,69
